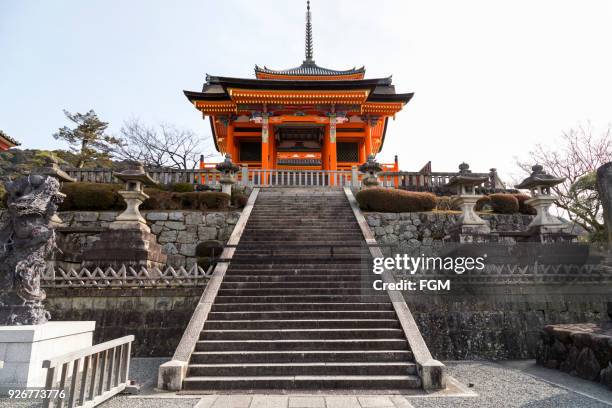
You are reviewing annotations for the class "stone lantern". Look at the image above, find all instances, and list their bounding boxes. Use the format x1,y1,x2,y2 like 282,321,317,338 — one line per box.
515,164,566,233
216,154,240,196
81,162,166,269
445,162,490,239
358,155,382,188
35,156,75,227
111,162,156,232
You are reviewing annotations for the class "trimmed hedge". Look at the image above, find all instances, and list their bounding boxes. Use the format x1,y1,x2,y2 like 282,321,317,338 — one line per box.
232,193,249,208
356,188,436,212
514,193,536,215
170,182,195,193
60,183,123,211
475,196,492,212
60,182,230,211
489,193,519,214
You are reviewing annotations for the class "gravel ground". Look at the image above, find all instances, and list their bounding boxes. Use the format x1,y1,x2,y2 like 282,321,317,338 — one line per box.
1,359,610,408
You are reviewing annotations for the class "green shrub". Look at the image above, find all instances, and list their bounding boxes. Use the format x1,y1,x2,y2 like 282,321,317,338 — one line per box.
60,183,123,211
232,192,249,208
356,188,436,212
435,196,459,211
60,183,230,211
170,182,195,193
514,193,536,215
489,193,519,214
475,196,492,212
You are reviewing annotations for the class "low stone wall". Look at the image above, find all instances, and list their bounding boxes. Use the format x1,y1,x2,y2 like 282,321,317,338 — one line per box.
46,287,201,357
57,210,242,269
536,323,612,389
364,211,533,247
405,285,611,360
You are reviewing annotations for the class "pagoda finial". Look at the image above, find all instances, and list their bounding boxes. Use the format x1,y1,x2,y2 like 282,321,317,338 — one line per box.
305,0,314,63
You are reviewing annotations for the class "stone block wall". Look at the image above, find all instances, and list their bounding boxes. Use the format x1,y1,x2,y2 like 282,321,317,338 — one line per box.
57,210,242,268
45,288,201,357
364,211,533,248
536,323,612,389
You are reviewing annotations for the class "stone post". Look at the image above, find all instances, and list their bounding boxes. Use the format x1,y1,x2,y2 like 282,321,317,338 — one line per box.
445,162,490,242
358,155,382,189
515,164,566,235
216,154,240,196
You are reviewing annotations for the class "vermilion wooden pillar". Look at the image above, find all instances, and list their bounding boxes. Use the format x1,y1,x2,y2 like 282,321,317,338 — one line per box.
364,121,373,158
226,122,235,158
328,116,337,171
261,115,269,170
359,142,366,164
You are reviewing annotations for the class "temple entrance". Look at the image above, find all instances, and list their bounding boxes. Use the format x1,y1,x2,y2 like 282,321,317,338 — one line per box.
275,125,323,169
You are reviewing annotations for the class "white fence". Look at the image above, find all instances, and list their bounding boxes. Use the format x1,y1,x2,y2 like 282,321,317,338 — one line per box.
42,335,134,408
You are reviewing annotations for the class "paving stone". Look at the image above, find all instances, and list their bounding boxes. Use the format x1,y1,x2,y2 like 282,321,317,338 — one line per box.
194,396,219,408
325,396,361,408
250,395,288,408
289,396,325,408
358,396,395,408
211,395,252,408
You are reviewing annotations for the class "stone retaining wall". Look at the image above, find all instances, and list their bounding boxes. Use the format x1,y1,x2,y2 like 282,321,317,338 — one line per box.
364,211,533,247
536,323,612,389
57,210,242,268
45,288,201,357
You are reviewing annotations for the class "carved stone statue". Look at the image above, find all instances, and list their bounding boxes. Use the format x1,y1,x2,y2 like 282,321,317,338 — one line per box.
596,162,612,248
0,175,64,325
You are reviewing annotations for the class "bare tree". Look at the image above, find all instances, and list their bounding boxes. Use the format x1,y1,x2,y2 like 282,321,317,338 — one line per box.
517,122,612,235
117,119,214,170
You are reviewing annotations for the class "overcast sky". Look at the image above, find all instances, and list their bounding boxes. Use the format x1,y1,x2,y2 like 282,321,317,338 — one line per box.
1,0,611,181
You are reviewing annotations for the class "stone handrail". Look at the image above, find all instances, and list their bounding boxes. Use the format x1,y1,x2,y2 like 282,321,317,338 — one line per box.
343,187,446,390
157,188,260,391
42,335,134,408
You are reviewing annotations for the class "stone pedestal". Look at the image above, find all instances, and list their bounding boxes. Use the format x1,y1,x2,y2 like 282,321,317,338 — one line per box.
525,195,565,234
81,228,166,269
0,321,95,394
448,195,491,243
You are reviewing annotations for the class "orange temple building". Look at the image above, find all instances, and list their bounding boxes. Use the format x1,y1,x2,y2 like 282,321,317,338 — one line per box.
185,1,412,172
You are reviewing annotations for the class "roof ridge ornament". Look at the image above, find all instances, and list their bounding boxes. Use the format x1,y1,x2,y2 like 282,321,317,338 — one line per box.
305,0,314,63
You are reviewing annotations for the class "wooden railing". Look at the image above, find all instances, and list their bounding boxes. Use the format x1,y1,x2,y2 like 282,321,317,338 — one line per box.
64,167,502,190
42,335,134,408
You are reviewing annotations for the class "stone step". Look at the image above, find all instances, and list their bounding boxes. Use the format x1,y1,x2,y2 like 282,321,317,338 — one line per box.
214,295,389,303
194,339,409,352
182,375,421,390
227,262,363,269
211,303,393,312
200,328,405,340
204,319,400,330
220,282,366,289
189,350,413,364
222,275,364,282
216,288,368,296
187,362,417,377
208,310,397,320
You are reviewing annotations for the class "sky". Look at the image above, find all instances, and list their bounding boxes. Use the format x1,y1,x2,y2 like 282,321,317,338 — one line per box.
1,0,611,182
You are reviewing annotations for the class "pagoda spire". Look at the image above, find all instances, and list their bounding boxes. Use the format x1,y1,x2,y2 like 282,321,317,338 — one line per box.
304,0,314,63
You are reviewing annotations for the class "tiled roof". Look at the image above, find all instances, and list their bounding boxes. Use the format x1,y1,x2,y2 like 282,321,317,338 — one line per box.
254,62,365,77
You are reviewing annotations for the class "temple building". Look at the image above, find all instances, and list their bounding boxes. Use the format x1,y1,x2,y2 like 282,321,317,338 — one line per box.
184,1,412,171
0,130,20,151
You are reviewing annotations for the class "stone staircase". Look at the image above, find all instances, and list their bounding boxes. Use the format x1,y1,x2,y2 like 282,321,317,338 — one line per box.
181,188,422,390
